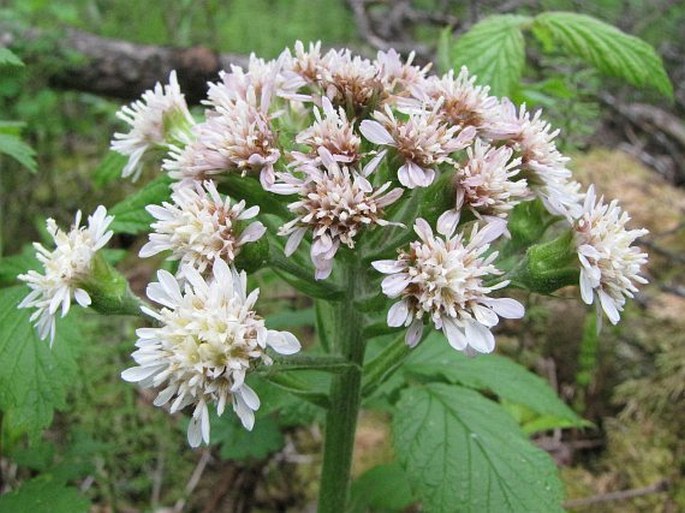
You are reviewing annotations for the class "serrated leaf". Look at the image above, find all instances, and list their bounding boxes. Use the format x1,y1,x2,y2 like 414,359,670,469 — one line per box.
109,175,173,234
349,462,414,513
405,333,583,429
210,412,284,460
450,15,531,97
394,383,564,513
0,47,24,67
532,12,673,98
0,133,37,172
0,476,89,513
92,151,127,188
0,286,83,439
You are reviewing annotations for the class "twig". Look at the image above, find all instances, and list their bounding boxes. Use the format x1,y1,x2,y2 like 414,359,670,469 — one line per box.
173,449,211,513
564,479,669,508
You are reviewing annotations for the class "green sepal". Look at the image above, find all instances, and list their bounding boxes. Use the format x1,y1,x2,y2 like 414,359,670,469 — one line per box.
234,233,269,273
217,174,292,218
512,230,580,294
78,253,144,316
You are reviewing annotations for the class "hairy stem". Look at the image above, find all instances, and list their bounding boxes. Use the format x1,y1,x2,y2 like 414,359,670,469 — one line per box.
317,259,366,512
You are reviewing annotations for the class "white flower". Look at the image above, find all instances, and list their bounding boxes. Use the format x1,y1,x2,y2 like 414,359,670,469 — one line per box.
278,40,325,99
274,147,402,280
321,48,384,112
573,185,648,325
401,67,511,136
375,49,430,95
18,206,114,344
437,140,528,236
372,218,524,352
499,99,582,217
360,102,476,188
164,99,281,188
121,258,301,447
111,71,195,181
292,96,361,165
139,180,265,277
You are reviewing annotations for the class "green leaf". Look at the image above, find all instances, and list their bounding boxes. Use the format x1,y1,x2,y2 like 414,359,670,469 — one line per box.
449,15,531,97
349,462,415,513
109,175,173,234
210,411,284,460
265,307,315,330
0,246,40,286
393,383,564,513
92,151,127,188
0,47,24,67
0,286,83,438
532,12,673,98
405,333,583,429
0,133,37,172
0,476,89,513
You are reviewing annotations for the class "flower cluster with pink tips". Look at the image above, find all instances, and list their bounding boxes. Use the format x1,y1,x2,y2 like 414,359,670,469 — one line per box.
18,42,648,447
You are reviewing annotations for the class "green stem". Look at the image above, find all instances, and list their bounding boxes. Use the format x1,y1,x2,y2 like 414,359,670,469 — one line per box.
317,260,366,512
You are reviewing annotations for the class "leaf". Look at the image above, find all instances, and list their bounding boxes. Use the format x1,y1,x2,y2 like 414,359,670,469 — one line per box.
0,286,83,439
349,462,415,513
404,333,584,429
109,175,173,234
0,47,24,67
0,133,37,172
0,246,40,286
92,151,128,188
0,476,89,513
449,15,531,97
265,307,315,330
393,383,564,513
210,412,284,460
532,12,673,98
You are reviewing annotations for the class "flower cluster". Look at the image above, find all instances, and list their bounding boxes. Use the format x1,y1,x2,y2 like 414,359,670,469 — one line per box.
16,42,648,446
18,206,113,344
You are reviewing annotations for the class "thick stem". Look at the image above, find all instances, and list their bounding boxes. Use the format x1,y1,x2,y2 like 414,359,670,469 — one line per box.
317,261,366,512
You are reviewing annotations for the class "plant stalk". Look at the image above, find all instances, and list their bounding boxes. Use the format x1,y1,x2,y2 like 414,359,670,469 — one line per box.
317,260,366,512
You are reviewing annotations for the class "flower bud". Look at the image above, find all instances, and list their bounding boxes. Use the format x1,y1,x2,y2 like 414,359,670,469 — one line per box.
512,230,579,294
234,232,270,273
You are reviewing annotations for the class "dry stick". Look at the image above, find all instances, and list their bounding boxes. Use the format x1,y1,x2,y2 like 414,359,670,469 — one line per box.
564,479,670,509
173,449,211,513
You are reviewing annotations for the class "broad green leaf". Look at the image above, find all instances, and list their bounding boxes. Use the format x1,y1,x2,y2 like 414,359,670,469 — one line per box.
0,121,25,136
92,151,128,188
349,462,415,513
405,333,583,429
449,15,531,97
532,12,673,98
0,246,39,286
109,175,173,234
0,47,24,67
0,133,37,172
394,383,564,513
210,412,284,460
0,286,83,438
0,476,89,513
265,307,315,330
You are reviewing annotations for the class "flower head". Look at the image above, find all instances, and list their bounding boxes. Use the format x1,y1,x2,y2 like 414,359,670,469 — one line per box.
321,48,384,113
111,71,195,181
18,206,114,344
139,180,265,278
437,140,528,236
121,259,301,447
293,96,361,165
573,186,648,325
500,100,582,217
164,100,281,188
360,103,476,188
275,147,402,280
372,218,524,352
